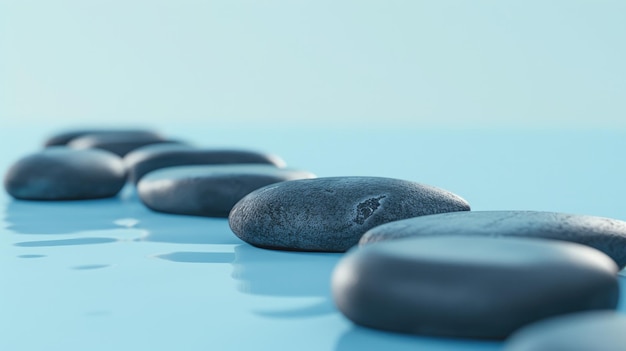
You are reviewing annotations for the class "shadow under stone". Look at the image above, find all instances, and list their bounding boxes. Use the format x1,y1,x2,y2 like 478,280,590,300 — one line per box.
17,254,46,259
15,237,117,247
156,252,234,264
72,264,110,270
134,213,243,245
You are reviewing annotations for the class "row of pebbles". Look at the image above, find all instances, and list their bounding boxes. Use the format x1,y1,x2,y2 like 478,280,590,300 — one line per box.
5,128,626,349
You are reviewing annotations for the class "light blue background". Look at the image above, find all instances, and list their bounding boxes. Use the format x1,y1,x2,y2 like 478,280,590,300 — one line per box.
1,0,625,129
1,2,626,350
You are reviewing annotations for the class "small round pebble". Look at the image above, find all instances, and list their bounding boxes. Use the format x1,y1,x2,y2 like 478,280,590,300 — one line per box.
124,143,286,184
228,176,470,252
332,236,619,340
4,147,126,200
359,210,626,268
44,129,163,147
68,132,176,156
505,311,626,351
138,164,315,217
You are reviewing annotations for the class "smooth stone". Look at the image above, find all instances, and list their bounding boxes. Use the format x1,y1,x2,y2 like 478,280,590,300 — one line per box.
137,164,315,217
67,133,176,156
228,176,470,252
332,236,619,340
4,147,126,200
44,129,163,147
359,210,626,269
124,143,286,184
504,311,626,351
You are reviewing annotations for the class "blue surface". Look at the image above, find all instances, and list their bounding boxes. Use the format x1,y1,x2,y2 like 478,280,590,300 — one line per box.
1,128,626,350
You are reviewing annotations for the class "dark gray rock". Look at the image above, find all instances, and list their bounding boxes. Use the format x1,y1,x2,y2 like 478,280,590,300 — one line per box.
44,129,163,147
359,211,626,269
124,144,286,184
67,132,177,156
3,147,126,200
228,177,470,252
137,165,315,218
505,311,626,351
332,236,619,340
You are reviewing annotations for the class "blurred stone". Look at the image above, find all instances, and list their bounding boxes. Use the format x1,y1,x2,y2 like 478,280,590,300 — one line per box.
124,143,286,184
138,164,315,217
505,311,626,351
333,236,619,339
68,132,177,156
44,129,163,147
4,147,126,200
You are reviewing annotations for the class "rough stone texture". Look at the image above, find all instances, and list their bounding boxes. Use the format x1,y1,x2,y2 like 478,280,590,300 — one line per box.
505,311,626,351
3,147,126,200
124,143,286,184
138,164,315,218
228,177,470,252
359,210,626,269
67,132,177,156
332,236,619,340
44,129,163,147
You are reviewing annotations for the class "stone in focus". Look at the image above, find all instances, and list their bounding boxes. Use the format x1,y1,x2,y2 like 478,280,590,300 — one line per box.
67,132,176,156
332,236,619,339
504,311,626,351
3,147,126,200
44,129,163,147
359,210,626,269
228,176,470,252
124,143,286,184
137,164,315,217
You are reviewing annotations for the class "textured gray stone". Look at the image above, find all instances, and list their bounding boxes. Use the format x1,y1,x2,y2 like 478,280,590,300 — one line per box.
359,210,626,269
68,132,177,156
228,177,470,252
332,236,619,340
44,129,163,147
505,311,626,351
3,147,126,200
124,143,286,184
138,164,315,218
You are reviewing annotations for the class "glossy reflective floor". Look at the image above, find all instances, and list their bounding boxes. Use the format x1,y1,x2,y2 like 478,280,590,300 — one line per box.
1,128,625,350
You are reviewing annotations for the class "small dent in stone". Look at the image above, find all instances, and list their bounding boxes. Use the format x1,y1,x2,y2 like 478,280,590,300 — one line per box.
354,195,386,225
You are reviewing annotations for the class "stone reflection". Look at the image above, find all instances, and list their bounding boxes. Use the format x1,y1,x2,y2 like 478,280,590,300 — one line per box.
335,328,502,351
232,244,342,318
4,198,135,235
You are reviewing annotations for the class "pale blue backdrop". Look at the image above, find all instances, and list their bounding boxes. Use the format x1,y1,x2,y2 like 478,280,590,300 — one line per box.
1,1,625,351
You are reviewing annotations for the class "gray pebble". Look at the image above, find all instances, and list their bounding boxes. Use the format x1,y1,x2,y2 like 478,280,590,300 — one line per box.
68,132,177,156
124,143,286,184
4,147,126,200
332,236,619,339
44,129,163,147
138,164,315,218
360,210,626,268
228,176,470,252
505,311,626,351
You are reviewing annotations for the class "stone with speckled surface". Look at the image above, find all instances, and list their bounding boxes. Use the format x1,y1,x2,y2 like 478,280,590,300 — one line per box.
3,147,126,200
138,164,315,218
359,210,626,268
124,144,286,184
228,176,470,252
333,236,619,340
